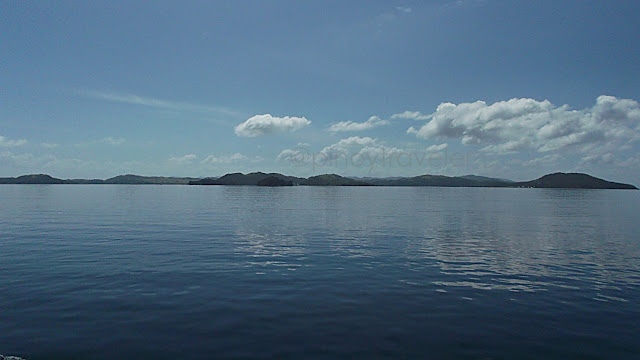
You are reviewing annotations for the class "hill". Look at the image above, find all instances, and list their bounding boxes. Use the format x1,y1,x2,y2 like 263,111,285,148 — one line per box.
369,174,506,187
103,174,198,185
459,175,514,183
189,172,304,185
188,172,371,186
0,172,636,189
0,174,65,184
0,174,198,185
256,176,294,186
512,173,638,189
305,174,372,186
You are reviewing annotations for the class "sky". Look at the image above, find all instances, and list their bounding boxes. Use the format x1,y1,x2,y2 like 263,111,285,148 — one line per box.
2,0,640,184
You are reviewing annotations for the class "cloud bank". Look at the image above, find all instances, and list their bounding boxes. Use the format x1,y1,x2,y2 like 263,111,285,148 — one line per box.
235,114,311,137
391,111,431,121
101,137,126,146
201,153,248,164
328,116,389,132
407,95,640,155
0,135,27,147
168,154,197,164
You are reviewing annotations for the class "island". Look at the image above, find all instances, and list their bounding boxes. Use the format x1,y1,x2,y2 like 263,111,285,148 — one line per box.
0,172,636,189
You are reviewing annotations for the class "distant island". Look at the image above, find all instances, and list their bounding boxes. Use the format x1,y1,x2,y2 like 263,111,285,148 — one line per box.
0,174,198,185
0,172,636,189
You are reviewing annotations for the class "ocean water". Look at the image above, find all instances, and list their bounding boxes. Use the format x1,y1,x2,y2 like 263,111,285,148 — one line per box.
1,185,639,359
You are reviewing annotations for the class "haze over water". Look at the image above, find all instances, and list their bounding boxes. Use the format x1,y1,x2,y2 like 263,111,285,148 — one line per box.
1,185,639,359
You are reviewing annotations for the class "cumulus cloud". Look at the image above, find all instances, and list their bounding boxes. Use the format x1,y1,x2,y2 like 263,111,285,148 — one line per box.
319,136,378,157
101,137,126,146
318,136,406,164
278,136,387,166
200,153,248,165
234,114,311,137
522,154,563,167
426,143,448,151
328,116,389,132
277,148,308,164
168,154,197,164
391,111,432,120
407,95,640,155
579,153,615,166
0,135,27,147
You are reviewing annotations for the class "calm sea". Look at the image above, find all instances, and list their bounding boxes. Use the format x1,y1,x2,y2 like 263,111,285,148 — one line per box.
1,185,639,359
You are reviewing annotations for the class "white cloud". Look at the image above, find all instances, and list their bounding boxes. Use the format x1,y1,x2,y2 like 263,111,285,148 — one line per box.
81,90,239,116
318,136,405,164
426,143,448,151
319,136,378,157
168,154,197,164
0,135,27,147
579,153,615,166
396,6,412,13
101,137,126,146
234,114,311,137
391,111,432,120
522,154,563,167
200,153,248,165
328,116,389,132
41,143,59,149
277,148,308,164
407,95,640,155
441,0,487,11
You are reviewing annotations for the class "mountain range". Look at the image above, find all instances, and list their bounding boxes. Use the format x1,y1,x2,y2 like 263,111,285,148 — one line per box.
0,172,635,189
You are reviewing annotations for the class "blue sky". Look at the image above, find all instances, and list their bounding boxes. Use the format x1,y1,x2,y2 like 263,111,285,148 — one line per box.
2,0,640,184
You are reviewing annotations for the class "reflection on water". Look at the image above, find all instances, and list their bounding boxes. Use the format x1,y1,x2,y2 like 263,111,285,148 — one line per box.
405,189,640,298
234,230,307,274
0,185,639,359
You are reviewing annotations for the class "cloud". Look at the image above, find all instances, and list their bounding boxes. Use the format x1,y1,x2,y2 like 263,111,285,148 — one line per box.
318,136,406,163
319,136,378,156
0,151,39,166
81,90,239,116
168,154,197,164
328,116,389,132
234,114,311,137
407,95,640,155
441,0,487,11
0,135,27,147
41,143,59,149
391,111,432,120
522,154,563,167
278,136,383,165
101,137,126,146
579,153,615,166
200,153,249,165
426,143,448,151
396,6,412,13
277,148,308,163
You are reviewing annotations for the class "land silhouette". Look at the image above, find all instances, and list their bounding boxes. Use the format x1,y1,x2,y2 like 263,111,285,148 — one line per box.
0,172,636,189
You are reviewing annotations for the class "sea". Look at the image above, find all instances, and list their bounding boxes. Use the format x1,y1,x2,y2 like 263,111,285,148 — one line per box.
1,185,639,359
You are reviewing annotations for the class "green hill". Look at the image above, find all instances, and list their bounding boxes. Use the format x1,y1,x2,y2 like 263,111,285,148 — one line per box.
190,172,304,185
0,172,636,189
103,174,198,184
0,174,65,184
256,176,294,186
304,174,372,186
513,173,637,189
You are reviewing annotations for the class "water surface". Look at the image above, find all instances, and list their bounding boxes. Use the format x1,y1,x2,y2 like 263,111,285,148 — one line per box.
1,185,639,359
